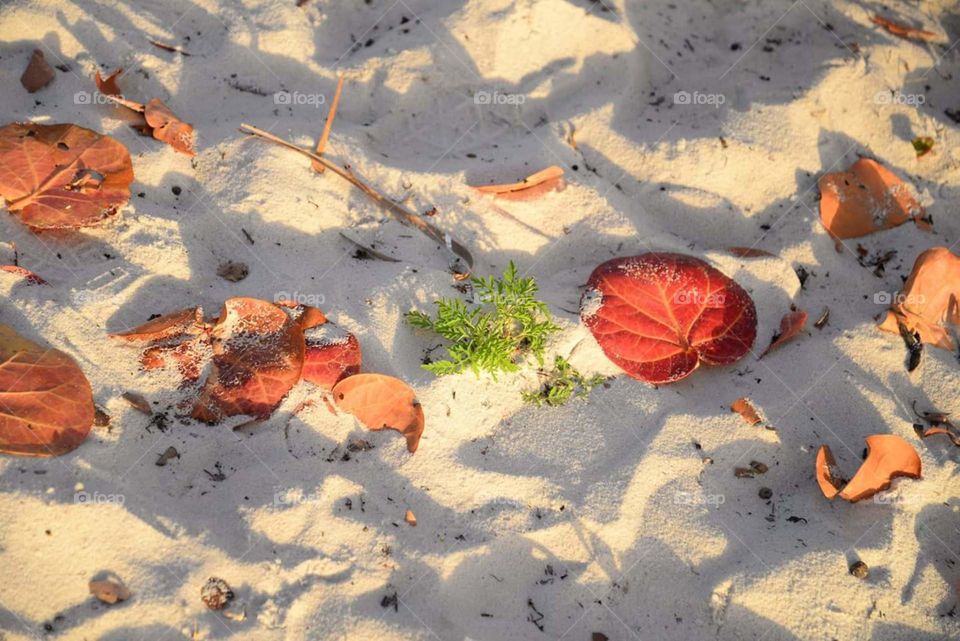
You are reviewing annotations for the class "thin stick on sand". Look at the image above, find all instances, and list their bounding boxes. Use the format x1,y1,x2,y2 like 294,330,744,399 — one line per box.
239,123,474,279
312,74,345,173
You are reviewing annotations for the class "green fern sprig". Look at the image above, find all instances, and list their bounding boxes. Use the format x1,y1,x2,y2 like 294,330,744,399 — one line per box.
522,355,607,407
405,262,560,378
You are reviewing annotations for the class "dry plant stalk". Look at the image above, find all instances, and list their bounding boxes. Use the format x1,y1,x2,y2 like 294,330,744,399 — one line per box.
313,74,345,173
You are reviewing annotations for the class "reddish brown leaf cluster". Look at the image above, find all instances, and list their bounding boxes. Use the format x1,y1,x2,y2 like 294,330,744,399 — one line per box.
580,253,757,384
0,123,134,229
0,324,94,457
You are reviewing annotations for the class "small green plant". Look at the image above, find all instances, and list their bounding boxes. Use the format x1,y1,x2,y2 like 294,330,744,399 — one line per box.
522,355,607,407
406,262,560,377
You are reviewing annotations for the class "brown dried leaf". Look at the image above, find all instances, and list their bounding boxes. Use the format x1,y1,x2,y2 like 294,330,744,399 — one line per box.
89,579,130,604
333,373,424,453
761,310,807,357
472,166,564,201
871,15,939,42
144,98,195,156
816,435,921,502
20,50,54,93
878,247,960,351
0,123,134,229
731,398,762,425
0,325,94,457
94,68,123,96
818,158,928,240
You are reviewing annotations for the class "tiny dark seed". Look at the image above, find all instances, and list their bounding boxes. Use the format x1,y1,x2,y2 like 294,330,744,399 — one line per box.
849,560,869,579
172,185,182,195
758,487,772,499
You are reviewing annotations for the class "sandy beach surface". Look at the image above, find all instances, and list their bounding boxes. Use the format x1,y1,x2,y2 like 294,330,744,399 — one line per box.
1,0,959,639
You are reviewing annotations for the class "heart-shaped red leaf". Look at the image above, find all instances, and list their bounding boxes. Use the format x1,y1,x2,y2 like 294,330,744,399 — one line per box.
0,324,94,457
192,298,305,423
0,123,134,230
581,253,757,384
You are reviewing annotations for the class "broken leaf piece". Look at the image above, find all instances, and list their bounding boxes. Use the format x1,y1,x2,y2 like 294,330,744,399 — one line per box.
332,373,424,453
761,310,807,358
878,247,960,351
818,158,928,240
0,265,48,285
870,15,938,42
20,49,55,93
94,68,123,96
405,509,417,526
89,579,131,604
472,166,564,201
580,253,757,384
144,98,196,156
731,398,762,425
0,324,94,457
815,435,921,502
0,123,134,229
728,247,775,258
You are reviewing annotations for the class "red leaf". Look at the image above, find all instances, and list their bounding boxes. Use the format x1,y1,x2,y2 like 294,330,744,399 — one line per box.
279,302,362,389
20,50,54,93
760,310,808,357
0,123,134,229
333,374,424,452
580,253,757,384
94,68,123,96
0,324,94,457
192,298,304,423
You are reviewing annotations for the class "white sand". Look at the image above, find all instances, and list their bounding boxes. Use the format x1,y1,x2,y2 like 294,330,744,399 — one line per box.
1,0,959,639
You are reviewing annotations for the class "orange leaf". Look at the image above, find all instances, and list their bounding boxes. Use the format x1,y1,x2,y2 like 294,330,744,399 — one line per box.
0,324,94,457
0,123,134,230
878,247,960,351
279,302,361,389
192,298,304,423
113,307,205,342
870,15,938,42
144,98,195,156
818,158,928,240
472,166,564,201
816,435,921,502
94,68,123,96
760,310,807,357
0,265,48,285
731,398,762,425
332,374,424,453
20,49,54,93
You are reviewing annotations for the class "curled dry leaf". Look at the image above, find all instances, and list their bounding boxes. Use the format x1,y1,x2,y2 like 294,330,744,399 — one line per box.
472,166,564,201
878,247,960,351
20,49,55,93
405,509,417,526
815,435,921,502
0,123,134,229
580,253,757,384
818,158,928,240
0,265,48,285
0,324,94,457
332,373,424,453
144,98,196,156
870,15,938,42
760,310,807,358
731,398,762,425
94,68,123,96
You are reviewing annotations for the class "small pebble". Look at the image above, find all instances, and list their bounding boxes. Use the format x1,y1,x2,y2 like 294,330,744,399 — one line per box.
758,487,773,499
171,185,182,195
201,577,234,610
849,560,869,579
